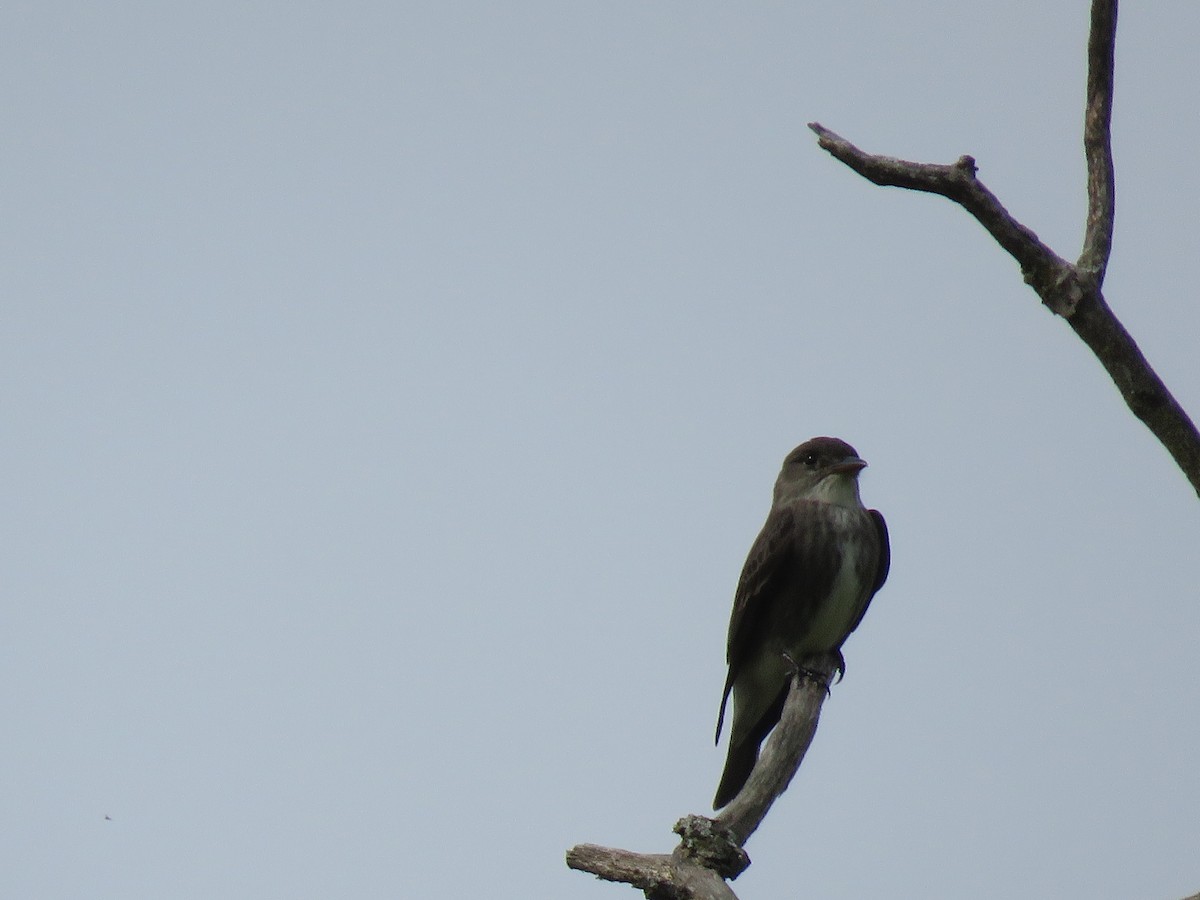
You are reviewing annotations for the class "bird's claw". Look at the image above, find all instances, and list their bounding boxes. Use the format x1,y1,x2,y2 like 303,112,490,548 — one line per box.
831,649,846,683
780,651,838,695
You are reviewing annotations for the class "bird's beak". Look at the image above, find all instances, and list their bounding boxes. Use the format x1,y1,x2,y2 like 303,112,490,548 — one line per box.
830,456,868,475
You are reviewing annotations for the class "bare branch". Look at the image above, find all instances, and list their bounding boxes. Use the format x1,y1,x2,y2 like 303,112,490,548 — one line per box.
807,123,1080,316
565,838,739,900
566,845,677,890
807,1,1200,498
1080,0,1117,280
565,663,838,895
1061,289,1200,497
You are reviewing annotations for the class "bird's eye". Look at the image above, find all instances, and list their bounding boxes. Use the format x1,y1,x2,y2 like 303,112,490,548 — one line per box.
801,453,819,467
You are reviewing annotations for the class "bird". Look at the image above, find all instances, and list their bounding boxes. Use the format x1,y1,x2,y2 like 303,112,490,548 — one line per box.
713,437,890,809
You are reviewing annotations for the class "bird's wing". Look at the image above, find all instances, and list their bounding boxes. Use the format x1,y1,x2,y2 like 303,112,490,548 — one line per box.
841,508,891,639
868,509,890,594
714,506,796,742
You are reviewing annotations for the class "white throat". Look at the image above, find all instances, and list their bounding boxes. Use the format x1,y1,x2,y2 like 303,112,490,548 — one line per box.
778,472,863,509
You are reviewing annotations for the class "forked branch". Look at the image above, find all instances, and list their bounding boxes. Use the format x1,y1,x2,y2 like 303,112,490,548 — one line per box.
810,0,1200,498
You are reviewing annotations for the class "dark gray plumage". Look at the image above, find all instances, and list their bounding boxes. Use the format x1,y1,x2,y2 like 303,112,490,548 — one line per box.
713,437,889,809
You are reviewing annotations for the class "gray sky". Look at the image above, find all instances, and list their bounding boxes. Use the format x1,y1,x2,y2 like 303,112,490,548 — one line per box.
4,3,1199,899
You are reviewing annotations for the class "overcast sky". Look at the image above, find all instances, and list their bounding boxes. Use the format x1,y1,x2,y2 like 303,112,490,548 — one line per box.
4,3,1199,899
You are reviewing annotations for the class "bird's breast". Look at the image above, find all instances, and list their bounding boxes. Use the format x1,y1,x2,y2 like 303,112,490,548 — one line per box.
779,505,874,654
798,540,865,650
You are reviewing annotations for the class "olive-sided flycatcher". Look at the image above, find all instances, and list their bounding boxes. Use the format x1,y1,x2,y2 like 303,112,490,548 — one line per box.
713,437,890,809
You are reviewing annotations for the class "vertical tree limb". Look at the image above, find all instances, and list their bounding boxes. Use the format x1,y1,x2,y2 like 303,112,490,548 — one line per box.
1080,0,1117,281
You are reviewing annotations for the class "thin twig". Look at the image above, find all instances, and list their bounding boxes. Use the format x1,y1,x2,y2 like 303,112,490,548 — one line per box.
807,124,1080,315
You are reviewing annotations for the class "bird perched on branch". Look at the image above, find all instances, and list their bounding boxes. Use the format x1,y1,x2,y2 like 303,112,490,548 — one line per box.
713,437,890,809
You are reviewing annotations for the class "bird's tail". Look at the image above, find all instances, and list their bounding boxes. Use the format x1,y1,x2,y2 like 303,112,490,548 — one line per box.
712,684,788,809
713,737,758,810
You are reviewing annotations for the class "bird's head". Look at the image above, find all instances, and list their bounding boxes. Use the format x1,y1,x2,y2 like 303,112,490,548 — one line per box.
773,436,868,508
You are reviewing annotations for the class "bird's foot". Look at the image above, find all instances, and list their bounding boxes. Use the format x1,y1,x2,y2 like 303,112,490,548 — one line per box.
780,652,838,695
